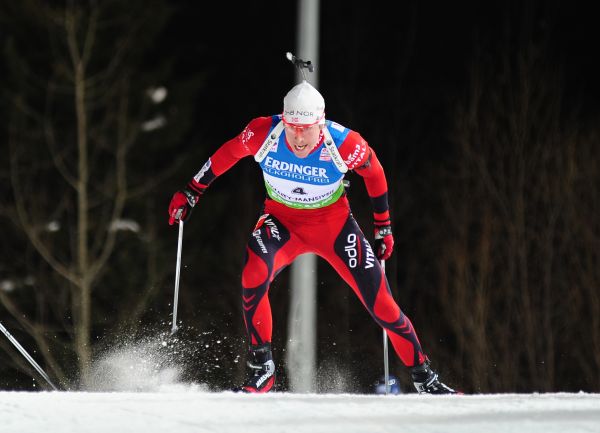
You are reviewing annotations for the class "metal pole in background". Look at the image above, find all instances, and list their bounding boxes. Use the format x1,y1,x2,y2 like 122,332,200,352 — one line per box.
171,220,184,335
287,0,320,394
381,260,390,395
0,321,58,390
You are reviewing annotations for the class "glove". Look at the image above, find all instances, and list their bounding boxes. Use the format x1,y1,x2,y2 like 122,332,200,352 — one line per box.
374,220,394,261
168,188,199,225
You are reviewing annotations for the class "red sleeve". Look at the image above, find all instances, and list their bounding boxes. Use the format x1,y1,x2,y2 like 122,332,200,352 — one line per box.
210,116,272,175
339,132,390,222
187,117,272,194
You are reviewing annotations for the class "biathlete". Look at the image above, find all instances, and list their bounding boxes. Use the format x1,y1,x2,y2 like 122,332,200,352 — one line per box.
168,79,457,394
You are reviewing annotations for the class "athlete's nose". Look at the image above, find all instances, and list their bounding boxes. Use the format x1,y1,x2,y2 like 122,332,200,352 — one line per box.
292,127,306,137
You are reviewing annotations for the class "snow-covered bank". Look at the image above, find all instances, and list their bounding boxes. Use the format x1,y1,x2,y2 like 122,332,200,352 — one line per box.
1,390,599,433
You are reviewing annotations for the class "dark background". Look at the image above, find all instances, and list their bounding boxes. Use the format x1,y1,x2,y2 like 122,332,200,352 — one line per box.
1,0,599,393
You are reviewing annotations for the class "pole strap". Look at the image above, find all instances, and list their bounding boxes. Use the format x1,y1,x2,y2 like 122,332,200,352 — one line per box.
254,121,285,163
323,127,348,173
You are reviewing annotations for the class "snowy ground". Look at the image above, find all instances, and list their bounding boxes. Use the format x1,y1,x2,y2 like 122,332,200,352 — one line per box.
1,390,599,433
2,334,599,432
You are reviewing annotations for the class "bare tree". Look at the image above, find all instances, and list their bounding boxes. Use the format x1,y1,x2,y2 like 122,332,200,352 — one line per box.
1,0,197,387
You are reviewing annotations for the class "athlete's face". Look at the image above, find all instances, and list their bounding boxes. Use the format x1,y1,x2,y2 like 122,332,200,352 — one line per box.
284,123,323,158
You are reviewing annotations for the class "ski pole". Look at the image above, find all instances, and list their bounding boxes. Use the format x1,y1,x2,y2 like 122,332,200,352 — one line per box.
381,259,390,395
0,321,58,390
170,220,184,335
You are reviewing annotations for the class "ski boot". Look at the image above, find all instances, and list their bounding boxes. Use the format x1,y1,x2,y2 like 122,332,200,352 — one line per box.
410,360,458,394
238,343,276,393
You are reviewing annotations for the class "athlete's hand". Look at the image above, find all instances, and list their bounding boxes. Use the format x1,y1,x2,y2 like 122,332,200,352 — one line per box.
374,220,394,260
168,188,198,225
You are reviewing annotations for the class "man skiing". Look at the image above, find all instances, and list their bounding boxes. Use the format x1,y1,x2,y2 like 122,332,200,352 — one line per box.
168,79,457,394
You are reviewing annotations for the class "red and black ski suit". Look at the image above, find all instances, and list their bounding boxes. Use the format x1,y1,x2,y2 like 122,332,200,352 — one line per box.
187,116,428,367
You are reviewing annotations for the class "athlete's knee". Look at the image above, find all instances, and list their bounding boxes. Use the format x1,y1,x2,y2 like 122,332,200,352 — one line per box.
242,247,270,288
373,289,402,323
